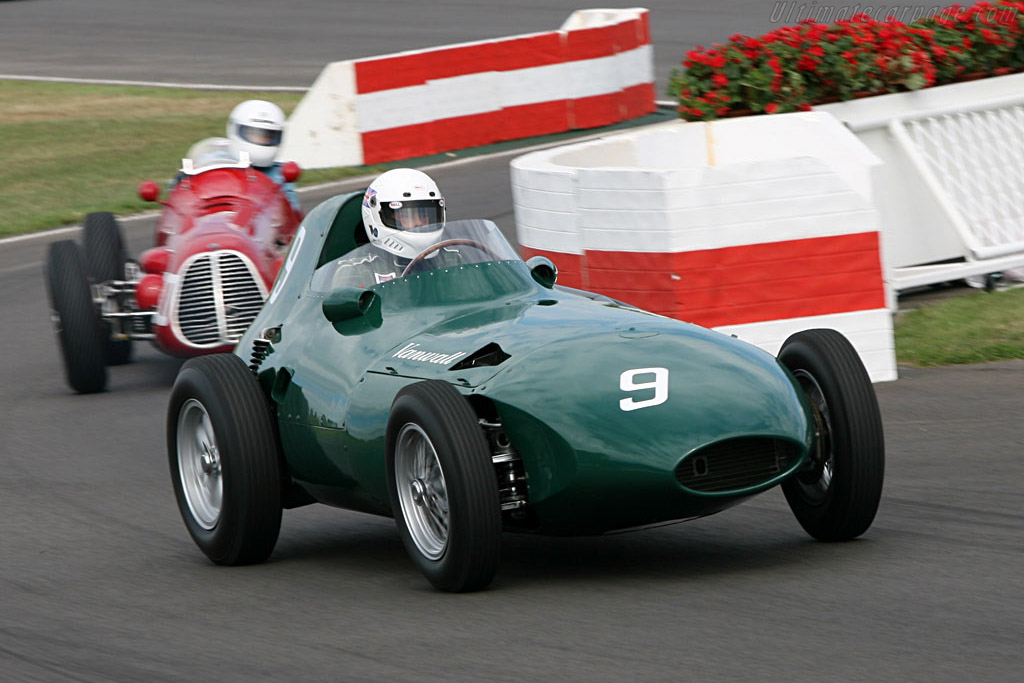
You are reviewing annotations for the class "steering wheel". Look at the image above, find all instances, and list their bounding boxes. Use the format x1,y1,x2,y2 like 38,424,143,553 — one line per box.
400,238,502,277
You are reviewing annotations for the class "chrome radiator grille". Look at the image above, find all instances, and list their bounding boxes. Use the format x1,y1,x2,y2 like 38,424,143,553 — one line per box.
675,438,801,493
174,251,267,347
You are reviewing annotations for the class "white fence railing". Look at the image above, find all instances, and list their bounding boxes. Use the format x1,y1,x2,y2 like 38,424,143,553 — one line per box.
818,73,1024,290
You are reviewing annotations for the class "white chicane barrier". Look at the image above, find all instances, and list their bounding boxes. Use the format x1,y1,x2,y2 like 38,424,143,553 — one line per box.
818,72,1024,290
511,112,898,382
280,8,655,169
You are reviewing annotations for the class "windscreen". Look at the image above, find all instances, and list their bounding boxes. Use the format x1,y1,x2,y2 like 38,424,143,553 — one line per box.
310,219,521,291
182,137,244,174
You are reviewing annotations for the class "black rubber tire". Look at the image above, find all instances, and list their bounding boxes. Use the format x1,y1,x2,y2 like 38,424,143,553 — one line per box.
386,380,502,592
83,212,132,365
167,354,283,565
45,240,107,394
778,329,885,541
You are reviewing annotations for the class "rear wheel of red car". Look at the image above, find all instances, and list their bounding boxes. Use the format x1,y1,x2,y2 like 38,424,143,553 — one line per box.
386,380,502,592
45,240,107,393
83,212,133,366
167,354,283,565
778,329,884,541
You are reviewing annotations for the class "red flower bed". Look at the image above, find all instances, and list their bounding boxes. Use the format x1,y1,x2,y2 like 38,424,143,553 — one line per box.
669,1,1024,120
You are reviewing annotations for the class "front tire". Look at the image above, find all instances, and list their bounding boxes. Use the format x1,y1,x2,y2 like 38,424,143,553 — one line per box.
83,212,133,365
778,329,884,541
45,240,107,393
167,354,283,565
386,380,502,592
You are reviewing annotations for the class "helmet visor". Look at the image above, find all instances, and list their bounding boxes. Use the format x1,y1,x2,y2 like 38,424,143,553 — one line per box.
379,199,444,233
237,124,282,147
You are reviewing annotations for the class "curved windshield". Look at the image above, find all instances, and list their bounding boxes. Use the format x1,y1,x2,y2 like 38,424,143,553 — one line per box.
181,137,247,174
311,219,521,291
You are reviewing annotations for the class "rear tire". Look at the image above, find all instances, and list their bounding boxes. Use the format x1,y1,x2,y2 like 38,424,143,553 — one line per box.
83,212,133,365
778,329,884,541
167,354,283,565
45,240,107,393
386,380,502,592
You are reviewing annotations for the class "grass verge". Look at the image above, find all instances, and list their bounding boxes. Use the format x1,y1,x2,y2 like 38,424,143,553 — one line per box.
0,80,382,237
894,286,1024,366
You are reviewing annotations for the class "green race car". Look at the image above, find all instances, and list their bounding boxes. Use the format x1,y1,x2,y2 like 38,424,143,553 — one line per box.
167,191,885,592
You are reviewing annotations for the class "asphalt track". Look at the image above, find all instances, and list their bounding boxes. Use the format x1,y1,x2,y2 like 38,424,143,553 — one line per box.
2,2,1023,682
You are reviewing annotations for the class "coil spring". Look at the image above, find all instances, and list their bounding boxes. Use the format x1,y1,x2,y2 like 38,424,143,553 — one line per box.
249,338,271,373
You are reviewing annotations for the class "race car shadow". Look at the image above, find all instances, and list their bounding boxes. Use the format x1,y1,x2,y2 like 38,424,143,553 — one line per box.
495,515,820,585
263,499,878,591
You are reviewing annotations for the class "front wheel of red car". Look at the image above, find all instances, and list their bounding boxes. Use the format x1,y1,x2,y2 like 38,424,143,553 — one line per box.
167,354,283,565
386,380,502,592
45,240,107,393
83,212,133,366
778,329,884,541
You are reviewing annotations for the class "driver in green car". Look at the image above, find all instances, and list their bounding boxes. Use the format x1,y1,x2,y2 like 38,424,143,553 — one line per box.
331,168,459,287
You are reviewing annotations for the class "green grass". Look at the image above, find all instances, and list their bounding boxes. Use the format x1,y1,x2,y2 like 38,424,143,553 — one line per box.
894,286,1024,366
0,80,378,237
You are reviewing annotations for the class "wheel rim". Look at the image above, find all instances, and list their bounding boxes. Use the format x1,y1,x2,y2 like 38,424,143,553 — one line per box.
395,423,449,560
793,369,834,505
177,398,223,530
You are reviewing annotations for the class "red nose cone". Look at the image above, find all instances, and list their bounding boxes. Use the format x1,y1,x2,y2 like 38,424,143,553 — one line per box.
280,161,301,183
135,273,164,310
138,181,161,202
139,247,170,274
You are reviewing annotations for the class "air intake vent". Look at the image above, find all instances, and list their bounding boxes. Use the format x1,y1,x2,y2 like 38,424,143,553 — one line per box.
675,438,800,493
449,342,510,370
174,251,267,347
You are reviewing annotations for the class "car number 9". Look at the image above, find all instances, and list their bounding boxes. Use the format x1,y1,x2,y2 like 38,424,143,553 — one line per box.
619,367,669,412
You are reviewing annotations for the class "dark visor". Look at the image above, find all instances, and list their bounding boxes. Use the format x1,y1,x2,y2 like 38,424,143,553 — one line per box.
238,124,282,146
379,199,444,233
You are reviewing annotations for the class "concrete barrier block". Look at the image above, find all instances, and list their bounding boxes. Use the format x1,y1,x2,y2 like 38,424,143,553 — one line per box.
515,225,582,254
577,187,667,211
510,113,893,379
704,192,869,229
280,60,362,168
511,165,577,194
714,309,896,383
424,72,501,120
357,84,433,132
283,9,654,169
696,172,849,206
712,211,878,250
514,185,579,213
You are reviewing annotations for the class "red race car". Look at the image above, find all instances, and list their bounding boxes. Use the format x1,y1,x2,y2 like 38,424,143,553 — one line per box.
45,138,302,393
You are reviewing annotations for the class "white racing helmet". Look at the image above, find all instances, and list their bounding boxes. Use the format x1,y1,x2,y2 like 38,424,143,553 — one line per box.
226,100,285,168
361,169,445,259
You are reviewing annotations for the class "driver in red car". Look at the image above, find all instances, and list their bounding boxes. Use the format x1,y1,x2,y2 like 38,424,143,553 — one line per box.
169,99,301,214
226,99,301,213
331,168,461,287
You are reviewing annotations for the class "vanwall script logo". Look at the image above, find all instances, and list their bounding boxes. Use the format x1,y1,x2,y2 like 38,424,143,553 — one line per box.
392,342,467,365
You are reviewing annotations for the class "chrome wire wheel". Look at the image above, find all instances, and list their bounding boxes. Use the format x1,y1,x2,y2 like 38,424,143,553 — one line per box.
792,369,834,505
177,398,223,530
394,423,450,560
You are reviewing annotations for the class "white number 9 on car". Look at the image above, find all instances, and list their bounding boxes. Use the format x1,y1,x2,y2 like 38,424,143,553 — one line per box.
619,367,669,412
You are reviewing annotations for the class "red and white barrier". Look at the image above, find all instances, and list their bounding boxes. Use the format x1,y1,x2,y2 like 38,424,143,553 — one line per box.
280,8,655,169
512,112,898,382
